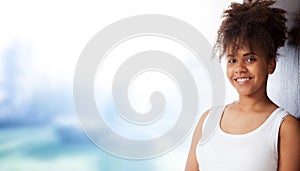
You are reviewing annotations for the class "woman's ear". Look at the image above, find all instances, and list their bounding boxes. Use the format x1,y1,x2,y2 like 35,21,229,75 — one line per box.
268,57,276,74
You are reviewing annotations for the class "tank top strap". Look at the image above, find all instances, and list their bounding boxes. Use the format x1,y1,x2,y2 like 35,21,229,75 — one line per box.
269,108,289,155
266,108,289,123
199,105,225,145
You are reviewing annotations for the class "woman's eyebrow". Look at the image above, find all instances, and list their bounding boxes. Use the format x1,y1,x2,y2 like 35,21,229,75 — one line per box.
226,52,257,58
243,52,256,57
226,54,235,57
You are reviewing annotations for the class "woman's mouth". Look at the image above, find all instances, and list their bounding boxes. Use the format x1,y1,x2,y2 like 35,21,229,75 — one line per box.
234,77,253,84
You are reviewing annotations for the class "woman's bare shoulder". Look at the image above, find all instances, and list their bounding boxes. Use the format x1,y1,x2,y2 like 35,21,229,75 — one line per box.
278,114,300,171
280,114,300,136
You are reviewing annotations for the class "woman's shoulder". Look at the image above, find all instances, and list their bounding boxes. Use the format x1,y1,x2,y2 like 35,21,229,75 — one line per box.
193,109,211,138
194,105,226,138
280,114,300,136
278,114,300,170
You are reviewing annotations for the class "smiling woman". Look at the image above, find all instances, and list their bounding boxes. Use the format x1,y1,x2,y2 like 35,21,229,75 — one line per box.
185,1,300,171
225,44,276,97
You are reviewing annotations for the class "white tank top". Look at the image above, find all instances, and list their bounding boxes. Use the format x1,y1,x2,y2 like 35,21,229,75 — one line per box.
196,107,289,171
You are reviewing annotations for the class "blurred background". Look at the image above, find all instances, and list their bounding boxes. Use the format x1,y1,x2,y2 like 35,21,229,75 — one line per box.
4,0,300,171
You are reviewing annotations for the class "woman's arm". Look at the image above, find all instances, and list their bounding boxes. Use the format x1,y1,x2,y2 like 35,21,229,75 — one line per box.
185,110,210,171
278,115,300,171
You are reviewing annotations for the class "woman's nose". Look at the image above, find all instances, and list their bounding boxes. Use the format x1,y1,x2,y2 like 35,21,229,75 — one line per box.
235,61,247,73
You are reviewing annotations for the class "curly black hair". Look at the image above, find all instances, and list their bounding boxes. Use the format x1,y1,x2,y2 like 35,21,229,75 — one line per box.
214,0,288,61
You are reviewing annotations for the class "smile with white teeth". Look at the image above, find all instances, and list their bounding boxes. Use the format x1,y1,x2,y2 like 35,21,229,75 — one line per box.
235,77,252,82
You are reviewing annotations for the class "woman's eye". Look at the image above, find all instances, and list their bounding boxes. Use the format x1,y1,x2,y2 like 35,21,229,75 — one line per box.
228,59,236,63
246,58,256,62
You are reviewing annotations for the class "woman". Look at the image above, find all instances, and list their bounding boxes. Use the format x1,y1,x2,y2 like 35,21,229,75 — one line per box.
185,1,300,170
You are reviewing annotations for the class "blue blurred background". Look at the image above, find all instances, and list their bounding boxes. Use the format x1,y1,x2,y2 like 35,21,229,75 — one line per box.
0,0,238,170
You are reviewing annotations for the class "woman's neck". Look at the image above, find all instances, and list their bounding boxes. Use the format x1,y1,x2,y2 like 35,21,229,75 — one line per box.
236,93,275,111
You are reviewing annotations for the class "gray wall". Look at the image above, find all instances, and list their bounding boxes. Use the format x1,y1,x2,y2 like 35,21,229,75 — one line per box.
269,0,300,118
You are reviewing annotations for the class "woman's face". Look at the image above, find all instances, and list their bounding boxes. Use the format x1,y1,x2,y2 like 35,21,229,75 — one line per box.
226,44,276,97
